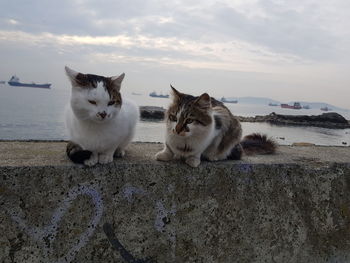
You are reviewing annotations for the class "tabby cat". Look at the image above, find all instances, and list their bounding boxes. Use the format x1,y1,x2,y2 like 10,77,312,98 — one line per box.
156,86,276,167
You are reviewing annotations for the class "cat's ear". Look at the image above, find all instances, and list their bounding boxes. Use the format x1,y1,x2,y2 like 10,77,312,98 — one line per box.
195,93,211,109
170,84,183,100
110,73,125,91
65,66,81,87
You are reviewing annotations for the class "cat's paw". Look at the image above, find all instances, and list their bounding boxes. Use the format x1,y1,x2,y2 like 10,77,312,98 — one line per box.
114,149,125,158
155,151,173,162
185,156,201,167
99,154,114,164
84,155,99,166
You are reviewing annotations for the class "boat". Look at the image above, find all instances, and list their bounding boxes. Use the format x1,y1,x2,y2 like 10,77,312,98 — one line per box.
281,102,302,110
221,97,238,103
132,92,142,96
320,106,331,111
268,102,279,106
149,91,169,98
8,76,51,89
302,105,310,109
0,81,5,84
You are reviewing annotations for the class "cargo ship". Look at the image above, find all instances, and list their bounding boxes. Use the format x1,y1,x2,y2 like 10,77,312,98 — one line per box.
320,106,331,111
149,91,169,98
220,97,238,103
281,102,302,110
8,76,51,89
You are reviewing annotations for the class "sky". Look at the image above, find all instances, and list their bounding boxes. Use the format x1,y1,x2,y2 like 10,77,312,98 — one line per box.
0,0,349,108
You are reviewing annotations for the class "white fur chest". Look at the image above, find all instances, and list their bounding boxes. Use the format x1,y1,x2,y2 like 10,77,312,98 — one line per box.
166,122,216,158
68,116,120,152
65,99,138,153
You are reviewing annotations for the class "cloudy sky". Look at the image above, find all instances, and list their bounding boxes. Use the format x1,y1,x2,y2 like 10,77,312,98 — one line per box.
0,0,349,108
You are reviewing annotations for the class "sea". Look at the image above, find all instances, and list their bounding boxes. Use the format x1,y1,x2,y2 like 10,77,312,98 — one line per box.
0,84,349,146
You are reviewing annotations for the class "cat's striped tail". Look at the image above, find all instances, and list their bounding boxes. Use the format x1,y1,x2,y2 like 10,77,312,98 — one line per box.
241,133,277,155
228,133,277,160
66,141,92,164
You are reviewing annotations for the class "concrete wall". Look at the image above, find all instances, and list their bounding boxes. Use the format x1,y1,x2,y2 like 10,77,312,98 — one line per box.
0,141,350,263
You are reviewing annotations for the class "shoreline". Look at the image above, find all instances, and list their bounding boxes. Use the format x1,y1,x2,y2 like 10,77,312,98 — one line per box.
140,106,350,129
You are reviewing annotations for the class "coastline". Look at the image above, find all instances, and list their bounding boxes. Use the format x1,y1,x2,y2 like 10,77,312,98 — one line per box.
140,106,350,129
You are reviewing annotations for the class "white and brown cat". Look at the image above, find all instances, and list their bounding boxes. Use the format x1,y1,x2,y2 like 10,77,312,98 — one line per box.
65,66,138,166
156,86,276,167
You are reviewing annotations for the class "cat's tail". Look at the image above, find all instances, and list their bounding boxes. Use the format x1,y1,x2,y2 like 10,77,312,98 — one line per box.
66,141,92,164
228,133,277,160
241,133,277,155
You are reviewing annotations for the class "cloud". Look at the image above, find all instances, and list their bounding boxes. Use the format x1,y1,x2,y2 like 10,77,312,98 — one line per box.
0,29,308,74
6,19,20,25
0,0,349,108
1,0,349,62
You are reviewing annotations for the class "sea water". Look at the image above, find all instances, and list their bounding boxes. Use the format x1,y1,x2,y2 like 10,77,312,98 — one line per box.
0,84,349,146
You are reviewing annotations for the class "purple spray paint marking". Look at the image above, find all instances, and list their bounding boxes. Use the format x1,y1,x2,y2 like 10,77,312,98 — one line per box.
10,183,103,263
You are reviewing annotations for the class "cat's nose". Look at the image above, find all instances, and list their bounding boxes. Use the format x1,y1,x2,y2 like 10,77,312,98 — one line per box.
98,111,107,119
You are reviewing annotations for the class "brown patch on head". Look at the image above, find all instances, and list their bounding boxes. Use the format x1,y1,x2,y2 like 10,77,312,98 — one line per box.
74,73,106,88
182,93,212,126
74,73,90,87
105,73,125,107
104,78,121,107
167,88,213,134
70,71,124,107
194,93,211,109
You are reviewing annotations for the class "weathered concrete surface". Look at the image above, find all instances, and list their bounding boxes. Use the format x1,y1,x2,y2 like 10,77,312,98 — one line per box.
0,141,350,263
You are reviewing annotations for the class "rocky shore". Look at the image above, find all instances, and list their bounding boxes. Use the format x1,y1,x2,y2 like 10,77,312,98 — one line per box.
139,106,350,129
237,112,350,129
139,106,165,120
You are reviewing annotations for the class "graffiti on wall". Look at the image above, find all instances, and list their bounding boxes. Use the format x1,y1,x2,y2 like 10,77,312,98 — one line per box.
103,223,157,263
8,183,103,263
3,181,177,262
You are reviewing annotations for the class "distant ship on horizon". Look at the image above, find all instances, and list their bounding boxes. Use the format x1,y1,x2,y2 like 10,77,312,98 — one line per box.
320,106,331,111
149,91,169,98
220,97,238,104
281,102,302,110
8,76,51,89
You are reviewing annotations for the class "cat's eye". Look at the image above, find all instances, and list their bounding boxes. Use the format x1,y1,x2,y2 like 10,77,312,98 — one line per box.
186,118,194,124
169,114,177,122
108,101,115,106
88,100,97,105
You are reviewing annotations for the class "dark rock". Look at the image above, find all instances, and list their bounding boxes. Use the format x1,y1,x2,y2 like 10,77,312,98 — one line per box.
239,112,350,129
269,112,348,124
140,106,165,120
